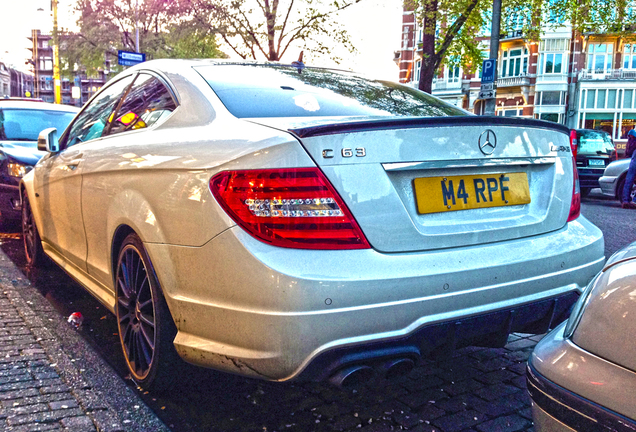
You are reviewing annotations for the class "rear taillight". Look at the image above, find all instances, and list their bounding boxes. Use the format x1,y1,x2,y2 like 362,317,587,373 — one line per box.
210,168,370,250
569,130,578,159
567,157,581,222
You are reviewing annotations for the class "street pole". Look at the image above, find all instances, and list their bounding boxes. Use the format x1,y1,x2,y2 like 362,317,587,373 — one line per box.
52,0,62,104
484,0,502,115
135,0,140,53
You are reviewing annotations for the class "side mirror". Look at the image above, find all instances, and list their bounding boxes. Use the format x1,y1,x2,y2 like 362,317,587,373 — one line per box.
38,128,59,153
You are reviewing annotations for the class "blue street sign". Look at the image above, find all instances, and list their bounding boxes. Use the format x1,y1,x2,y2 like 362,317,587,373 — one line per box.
481,59,497,83
118,50,146,67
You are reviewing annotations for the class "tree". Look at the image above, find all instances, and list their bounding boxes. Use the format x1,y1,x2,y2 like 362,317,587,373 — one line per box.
61,0,227,78
407,0,493,93
175,0,362,63
411,0,636,94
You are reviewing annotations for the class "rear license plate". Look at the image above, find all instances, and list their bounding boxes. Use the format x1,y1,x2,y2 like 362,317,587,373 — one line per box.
588,159,605,166
413,173,530,214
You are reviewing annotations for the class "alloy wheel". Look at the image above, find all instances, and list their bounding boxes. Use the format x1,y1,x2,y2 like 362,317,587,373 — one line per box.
116,245,157,381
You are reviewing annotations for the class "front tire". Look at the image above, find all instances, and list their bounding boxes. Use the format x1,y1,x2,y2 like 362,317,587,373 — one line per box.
21,192,46,268
115,233,178,391
617,176,636,202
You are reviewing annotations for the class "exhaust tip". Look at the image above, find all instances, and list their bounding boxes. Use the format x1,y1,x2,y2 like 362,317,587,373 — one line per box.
384,358,415,380
329,365,374,388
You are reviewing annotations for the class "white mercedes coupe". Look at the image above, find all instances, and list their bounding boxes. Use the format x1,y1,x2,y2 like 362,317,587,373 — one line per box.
21,60,604,390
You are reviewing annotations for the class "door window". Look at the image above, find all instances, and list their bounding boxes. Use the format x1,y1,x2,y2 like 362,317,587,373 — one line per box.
63,75,135,147
106,74,176,137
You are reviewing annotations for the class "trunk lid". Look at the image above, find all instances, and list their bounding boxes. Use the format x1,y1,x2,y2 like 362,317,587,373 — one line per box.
248,116,574,253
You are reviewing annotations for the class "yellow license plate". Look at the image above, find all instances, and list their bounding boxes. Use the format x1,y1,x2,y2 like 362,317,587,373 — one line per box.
413,173,530,214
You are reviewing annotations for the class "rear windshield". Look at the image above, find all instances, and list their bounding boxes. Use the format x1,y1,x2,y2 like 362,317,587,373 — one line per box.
577,130,614,155
195,64,466,118
0,108,76,143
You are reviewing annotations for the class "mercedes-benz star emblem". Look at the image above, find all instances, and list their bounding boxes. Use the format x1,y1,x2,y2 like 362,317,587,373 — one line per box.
478,129,497,155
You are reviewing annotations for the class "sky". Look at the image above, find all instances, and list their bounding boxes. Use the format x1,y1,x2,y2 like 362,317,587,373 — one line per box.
0,0,403,81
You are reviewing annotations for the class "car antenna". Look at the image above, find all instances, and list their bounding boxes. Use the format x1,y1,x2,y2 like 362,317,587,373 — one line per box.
291,51,305,73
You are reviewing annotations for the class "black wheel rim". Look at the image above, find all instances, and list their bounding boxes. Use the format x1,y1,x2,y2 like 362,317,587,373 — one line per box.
22,198,36,263
116,246,156,380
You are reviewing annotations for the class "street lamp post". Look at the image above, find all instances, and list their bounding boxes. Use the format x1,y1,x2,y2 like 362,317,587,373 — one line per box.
52,0,62,104
135,0,140,53
484,0,502,115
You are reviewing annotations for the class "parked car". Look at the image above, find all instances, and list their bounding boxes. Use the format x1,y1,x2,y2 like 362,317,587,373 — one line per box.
528,242,636,431
21,60,604,390
0,100,78,226
599,157,636,202
574,129,615,196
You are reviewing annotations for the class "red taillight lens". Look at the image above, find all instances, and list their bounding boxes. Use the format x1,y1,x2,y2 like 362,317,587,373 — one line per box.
210,168,371,250
569,129,578,159
567,157,581,222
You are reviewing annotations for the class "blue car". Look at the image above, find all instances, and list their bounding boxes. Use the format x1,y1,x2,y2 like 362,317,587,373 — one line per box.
0,100,78,226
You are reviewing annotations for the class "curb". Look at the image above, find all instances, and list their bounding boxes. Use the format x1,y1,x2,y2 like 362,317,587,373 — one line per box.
0,248,169,432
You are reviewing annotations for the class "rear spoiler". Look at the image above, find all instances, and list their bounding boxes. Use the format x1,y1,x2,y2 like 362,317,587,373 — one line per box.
289,116,571,139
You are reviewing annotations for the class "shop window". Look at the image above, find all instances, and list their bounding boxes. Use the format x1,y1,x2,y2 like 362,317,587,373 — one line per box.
608,89,617,108
586,90,595,108
596,89,606,108
620,116,636,139
624,89,634,109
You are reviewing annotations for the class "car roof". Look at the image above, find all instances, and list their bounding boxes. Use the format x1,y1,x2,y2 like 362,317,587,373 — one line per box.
0,100,79,112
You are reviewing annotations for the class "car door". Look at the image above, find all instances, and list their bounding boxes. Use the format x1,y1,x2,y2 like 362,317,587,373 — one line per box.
34,75,136,271
81,72,178,289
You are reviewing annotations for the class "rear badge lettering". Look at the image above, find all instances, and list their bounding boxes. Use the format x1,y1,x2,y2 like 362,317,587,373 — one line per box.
551,145,571,153
322,148,366,158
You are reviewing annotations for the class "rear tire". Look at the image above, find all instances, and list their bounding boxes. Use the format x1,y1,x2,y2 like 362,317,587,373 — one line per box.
21,192,46,268
115,233,179,391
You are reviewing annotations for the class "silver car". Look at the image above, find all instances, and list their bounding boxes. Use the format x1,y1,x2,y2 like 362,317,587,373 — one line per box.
599,157,636,201
21,60,604,390
528,242,636,431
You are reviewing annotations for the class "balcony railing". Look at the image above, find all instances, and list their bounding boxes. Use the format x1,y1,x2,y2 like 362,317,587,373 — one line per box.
497,75,531,87
432,79,462,91
578,69,636,80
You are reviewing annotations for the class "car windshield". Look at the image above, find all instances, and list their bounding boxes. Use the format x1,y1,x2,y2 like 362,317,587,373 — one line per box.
195,64,466,118
578,130,614,155
0,108,76,143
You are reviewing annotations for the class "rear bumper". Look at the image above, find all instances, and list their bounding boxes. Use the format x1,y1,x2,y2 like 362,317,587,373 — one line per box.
598,174,619,198
528,323,636,431
578,168,604,189
145,216,604,382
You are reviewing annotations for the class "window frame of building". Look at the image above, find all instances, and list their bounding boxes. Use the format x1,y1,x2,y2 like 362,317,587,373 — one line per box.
500,47,528,78
586,43,613,74
538,91,563,105
624,43,636,70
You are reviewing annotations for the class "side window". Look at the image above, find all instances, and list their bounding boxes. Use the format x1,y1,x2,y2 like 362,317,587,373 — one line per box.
63,76,135,147
107,74,176,137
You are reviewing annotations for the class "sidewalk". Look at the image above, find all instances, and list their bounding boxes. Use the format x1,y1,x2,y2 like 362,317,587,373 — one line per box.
0,249,169,432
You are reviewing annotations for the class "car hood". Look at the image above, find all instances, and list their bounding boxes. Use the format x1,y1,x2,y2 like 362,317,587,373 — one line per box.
0,141,46,165
604,241,636,270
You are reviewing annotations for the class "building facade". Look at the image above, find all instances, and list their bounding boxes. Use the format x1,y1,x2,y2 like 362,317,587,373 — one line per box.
28,30,110,106
397,11,636,154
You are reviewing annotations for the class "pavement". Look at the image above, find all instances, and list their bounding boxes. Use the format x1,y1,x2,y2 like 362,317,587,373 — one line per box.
0,248,168,432
0,242,546,432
